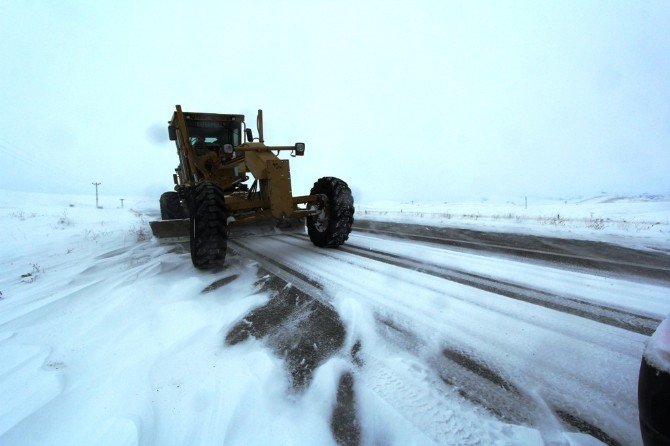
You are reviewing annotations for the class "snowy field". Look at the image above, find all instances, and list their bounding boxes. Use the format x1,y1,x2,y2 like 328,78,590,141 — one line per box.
1,189,669,445
358,194,670,252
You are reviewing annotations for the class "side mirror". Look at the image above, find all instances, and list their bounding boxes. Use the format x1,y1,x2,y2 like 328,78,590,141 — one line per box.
168,125,176,141
245,128,254,142
294,142,305,156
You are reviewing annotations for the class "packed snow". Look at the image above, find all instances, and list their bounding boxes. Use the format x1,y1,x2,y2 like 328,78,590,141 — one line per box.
1,189,669,445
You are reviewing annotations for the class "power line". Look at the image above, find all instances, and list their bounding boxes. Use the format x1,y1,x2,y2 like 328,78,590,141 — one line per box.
0,134,82,175
0,138,67,174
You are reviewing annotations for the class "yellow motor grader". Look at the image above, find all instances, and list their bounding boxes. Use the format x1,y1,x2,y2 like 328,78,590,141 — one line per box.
149,105,355,269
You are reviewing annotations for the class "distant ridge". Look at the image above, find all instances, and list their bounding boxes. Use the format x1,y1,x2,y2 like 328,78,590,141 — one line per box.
578,194,669,204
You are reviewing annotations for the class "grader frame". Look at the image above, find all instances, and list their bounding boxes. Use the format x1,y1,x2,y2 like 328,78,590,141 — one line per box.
169,105,321,226
151,105,355,269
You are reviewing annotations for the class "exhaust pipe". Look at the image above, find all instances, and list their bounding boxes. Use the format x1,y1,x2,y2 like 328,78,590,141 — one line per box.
257,109,264,144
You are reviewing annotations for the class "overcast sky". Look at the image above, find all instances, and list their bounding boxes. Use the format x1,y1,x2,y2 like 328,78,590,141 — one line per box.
1,1,669,203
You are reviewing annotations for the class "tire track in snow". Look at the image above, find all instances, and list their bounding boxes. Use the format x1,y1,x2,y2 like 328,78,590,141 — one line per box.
353,220,670,284
230,240,532,444
284,233,658,336
277,235,660,342
233,234,644,445
337,241,659,336
377,304,623,446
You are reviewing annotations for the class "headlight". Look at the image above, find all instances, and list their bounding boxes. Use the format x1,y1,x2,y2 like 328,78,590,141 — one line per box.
294,142,305,156
223,144,234,154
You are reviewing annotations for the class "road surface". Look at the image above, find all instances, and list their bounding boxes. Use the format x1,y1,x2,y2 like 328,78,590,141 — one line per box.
225,221,670,445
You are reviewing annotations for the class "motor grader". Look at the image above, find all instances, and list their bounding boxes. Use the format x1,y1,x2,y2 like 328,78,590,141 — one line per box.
149,105,355,269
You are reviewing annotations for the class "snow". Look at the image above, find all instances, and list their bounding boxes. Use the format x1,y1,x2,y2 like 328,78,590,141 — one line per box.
644,314,670,374
236,233,654,444
348,233,670,319
358,194,670,251
3,189,667,445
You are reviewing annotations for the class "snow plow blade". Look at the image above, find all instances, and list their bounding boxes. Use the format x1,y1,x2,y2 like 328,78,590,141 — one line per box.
149,219,189,242
149,218,305,243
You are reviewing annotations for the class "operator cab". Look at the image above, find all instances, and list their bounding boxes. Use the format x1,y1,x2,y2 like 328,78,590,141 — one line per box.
168,111,244,157
186,118,242,156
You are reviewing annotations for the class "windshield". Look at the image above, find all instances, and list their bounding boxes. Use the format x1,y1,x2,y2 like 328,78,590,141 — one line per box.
186,120,241,147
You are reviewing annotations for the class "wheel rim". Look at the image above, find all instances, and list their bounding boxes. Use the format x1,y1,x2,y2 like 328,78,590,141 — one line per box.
309,204,328,232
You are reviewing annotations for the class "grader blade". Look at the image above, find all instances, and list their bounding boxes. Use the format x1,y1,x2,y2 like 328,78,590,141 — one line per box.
149,219,189,241
149,217,306,243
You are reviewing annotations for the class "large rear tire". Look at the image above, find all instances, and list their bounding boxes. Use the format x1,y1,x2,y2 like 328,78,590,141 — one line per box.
638,316,670,445
159,192,186,220
639,357,670,445
189,182,228,269
307,177,354,247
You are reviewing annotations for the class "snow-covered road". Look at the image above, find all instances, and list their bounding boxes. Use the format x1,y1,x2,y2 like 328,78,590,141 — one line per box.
2,192,669,446
232,232,669,445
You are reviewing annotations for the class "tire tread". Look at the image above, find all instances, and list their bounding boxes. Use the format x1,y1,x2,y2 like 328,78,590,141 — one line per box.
190,182,228,269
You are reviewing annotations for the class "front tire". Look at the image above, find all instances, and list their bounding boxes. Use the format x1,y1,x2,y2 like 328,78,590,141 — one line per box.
159,192,186,220
307,177,354,247
189,182,228,269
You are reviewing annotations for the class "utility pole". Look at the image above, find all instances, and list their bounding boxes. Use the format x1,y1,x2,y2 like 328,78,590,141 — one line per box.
120,198,125,208
92,182,101,208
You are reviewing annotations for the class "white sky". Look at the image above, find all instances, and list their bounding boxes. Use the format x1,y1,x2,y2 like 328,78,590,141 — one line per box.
1,1,669,203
